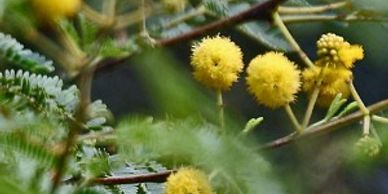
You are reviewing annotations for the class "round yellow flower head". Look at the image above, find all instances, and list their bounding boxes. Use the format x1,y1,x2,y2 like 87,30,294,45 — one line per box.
316,33,364,69
31,0,82,23
191,36,244,90
162,0,187,13
302,66,352,107
165,168,213,194
246,52,301,109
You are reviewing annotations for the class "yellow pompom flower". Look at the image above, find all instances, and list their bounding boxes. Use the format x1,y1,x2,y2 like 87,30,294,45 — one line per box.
191,36,244,90
302,66,352,107
31,0,82,23
246,52,301,109
316,33,364,69
165,168,213,194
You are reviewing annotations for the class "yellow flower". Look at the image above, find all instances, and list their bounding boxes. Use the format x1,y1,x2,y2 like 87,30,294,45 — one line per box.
302,66,352,107
338,45,364,68
191,36,244,90
316,33,364,69
32,0,82,23
246,52,301,109
165,168,213,194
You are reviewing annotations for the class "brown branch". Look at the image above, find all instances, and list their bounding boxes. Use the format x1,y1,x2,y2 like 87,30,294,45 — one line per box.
157,0,287,46
260,99,388,150
91,170,175,185
96,0,287,71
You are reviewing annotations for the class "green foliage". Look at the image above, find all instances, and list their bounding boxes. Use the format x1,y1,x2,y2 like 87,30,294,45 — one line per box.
0,33,54,73
203,0,229,16
0,133,58,168
133,48,217,120
227,2,292,51
0,69,78,114
117,117,284,194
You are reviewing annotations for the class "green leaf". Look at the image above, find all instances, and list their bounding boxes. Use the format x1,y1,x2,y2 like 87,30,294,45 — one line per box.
242,117,264,135
0,69,79,114
85,100,113,131
0,133,58,168
117,117,285,194
73,188,105,194
0,33,54,73
324,93,347,120
336,101,358,118
350,0,388,16
203,0,229,16
225,3,292,51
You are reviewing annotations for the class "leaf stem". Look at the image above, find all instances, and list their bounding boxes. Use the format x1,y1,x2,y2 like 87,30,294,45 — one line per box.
278,1,347,14
302,66,325,129
49,58,101,194
372,115,388,124
157,0,287,46
284,104,302,132
282,14,388,23
162,6,206,29
349,81,370,135
272,11,314,68
217,89,225,130
260,99,388,150
90,171,175,185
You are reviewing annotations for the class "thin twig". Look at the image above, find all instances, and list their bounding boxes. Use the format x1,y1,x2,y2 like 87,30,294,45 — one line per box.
162,6,206,29
278,1,348,14
91,171,175,185
272,11,314,68
259,99,388,150
282,14,388,23
284,104,302,132
96,0,287,71
372,115,388,124
157,0,287,46
50,58,101,194
217,89,225,130
302,66,327,129
349,81,370,135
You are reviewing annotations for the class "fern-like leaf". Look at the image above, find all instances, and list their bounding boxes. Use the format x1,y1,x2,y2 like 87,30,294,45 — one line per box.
0,33,55,73
0,69,79,114
0,133,58,168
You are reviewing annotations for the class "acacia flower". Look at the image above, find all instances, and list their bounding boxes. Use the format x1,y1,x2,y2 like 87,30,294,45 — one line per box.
316,33,364,69
191,36,244,90
165,168,213,194
246,52,301,109
302,66,352,107
32,0,82,23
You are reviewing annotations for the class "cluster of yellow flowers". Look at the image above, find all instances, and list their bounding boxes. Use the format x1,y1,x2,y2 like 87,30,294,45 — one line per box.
191,33,364,109
191,35,299,108
165,168,213,194
303,33,364,106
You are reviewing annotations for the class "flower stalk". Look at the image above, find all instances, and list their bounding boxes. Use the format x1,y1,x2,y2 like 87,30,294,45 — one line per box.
272,11,314,68
349,81,370,135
